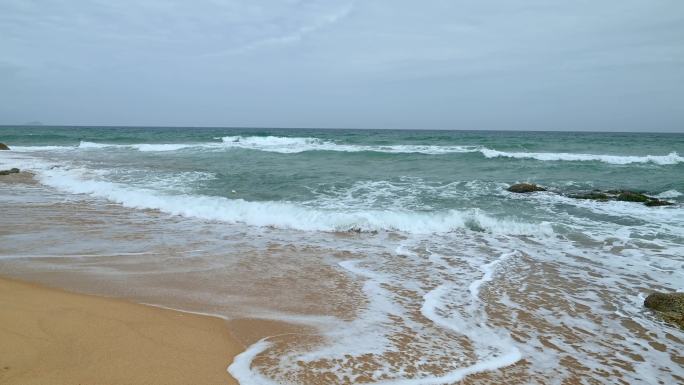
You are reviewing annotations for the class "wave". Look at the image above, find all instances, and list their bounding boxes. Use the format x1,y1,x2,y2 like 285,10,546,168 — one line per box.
79,141,198,152
481,148,683,165
655,189,682,199
221,136,684,164
10,137,683,164
27,163,549,236
219,135,481,154
10,142,198,152
10,145,76,152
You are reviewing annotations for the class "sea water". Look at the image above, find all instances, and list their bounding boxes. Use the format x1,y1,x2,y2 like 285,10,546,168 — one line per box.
0,126,682,384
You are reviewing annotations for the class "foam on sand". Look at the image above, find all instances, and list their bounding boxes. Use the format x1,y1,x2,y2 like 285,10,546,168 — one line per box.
231,250,522,385
228,339,279,385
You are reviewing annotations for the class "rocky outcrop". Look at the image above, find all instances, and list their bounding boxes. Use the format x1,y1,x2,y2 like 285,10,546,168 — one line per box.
0,143,9,150
507,183,547,193
615,191,649,203
567,189,674,207
505,183,676,206
0,168,20,175
569,192,610,201
644,292,684,329
644,199,674,207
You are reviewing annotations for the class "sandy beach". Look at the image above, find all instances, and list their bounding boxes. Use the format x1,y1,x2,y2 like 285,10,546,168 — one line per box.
0,277,242,385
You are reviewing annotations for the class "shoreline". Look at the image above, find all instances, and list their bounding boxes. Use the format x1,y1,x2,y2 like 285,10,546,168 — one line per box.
0,276,243,385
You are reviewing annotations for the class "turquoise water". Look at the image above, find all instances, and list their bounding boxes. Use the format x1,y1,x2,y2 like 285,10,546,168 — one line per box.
2,126,682,206
1,126,683,384
2,126,683,234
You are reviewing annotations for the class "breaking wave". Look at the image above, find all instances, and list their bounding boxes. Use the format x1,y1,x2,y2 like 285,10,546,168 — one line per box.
9,137,683,164
480,148,683,165
219,135,480,154
24,162,549,236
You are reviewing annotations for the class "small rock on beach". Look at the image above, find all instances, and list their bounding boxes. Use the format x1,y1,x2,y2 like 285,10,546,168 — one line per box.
644,292,684,329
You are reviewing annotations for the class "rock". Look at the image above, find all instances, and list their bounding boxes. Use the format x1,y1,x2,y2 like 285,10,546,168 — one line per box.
644,199,674,207
569,192,610,201
0,168,20,175
644,292,684,329
615,191,649,203
645,292,684,312
507,183,546,193
0,143,9,150
561,188,676,207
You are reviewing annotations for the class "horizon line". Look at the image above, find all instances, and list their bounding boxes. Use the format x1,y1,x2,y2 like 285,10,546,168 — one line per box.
1,124,682,134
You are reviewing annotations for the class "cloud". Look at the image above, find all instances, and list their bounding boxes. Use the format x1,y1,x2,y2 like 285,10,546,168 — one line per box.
211,2,356,56
0,0,683,131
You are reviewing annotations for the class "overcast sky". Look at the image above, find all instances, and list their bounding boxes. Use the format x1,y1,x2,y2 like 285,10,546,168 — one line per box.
1,1,683,131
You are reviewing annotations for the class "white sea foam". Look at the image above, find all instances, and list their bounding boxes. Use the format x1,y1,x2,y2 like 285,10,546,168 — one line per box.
78,141,116,149
233,250,523,385
221,135,326,147
10,142,201,152
228,339,280,385
481,148,683,165
131,143,197,152
221,136,684,164
10,145,76,152
220,135,481,154
655,189,682,199
406,251,522,385
80,141,200,152
468,251,519,300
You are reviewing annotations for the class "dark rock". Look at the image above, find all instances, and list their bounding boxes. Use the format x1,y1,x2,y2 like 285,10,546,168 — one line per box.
616,191,649,203
507,183,546,193
569,192,610,201
0,143,9,150
0,168,20,175
562,188,675,207
644,292,684,329
645,199,674,207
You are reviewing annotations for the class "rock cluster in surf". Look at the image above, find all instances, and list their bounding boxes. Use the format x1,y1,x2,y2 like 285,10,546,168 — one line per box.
0,143,10,150
571,190,674,207
507,183,675,207
0,168,20,175
644,292,684,329
507,183,547,193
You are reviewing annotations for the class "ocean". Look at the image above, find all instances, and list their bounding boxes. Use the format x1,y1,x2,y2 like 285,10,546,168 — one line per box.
1,126,683,384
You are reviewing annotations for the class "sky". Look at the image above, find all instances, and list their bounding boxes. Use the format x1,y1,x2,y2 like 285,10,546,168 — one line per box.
1,0,683,131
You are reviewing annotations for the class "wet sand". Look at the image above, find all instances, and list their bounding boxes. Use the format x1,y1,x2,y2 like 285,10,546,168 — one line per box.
0,277,242,385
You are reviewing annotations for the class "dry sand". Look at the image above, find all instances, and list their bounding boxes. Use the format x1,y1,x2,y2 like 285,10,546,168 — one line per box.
0,277,243,385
